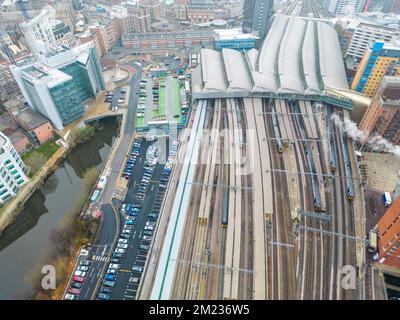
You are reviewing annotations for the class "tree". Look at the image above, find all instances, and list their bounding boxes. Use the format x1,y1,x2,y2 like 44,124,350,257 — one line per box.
69,124,98,147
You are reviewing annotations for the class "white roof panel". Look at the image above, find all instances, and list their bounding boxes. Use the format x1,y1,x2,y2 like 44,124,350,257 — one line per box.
317,21,349,91
200,49,227,92
302,21,321,95
222,49,252,91
257,15,289,91
278,17,306,93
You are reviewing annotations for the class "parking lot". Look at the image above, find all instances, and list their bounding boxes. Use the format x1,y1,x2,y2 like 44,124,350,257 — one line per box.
91,137,177,300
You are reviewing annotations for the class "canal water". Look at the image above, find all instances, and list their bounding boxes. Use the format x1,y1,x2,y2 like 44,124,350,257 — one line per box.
0,117,119,299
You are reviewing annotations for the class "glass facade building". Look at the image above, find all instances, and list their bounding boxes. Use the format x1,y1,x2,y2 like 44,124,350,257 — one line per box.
11,44,105,129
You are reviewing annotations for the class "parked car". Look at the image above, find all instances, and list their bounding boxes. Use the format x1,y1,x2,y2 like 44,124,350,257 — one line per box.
107,268,118,275
117,243,128,249
80,260,91,267
109,264,120,269
118,238,129,244
68,288,80,295
105,274,117,281
64,293,77,300
98,293,111,300
72,276,85,283
112,252,124,259
143,235,152,241
71,282,83,289
74,270,87,277
103,280,116,288
114,248,126,254
78,266,89,272
132,266,144,273
140,244,150,250
100,287,113,294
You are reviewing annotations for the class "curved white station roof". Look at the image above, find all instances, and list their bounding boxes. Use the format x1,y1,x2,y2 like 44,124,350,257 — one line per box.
201,49,227,92
246,48,259,71
302,21,321,95
278,17,307,93
197,15,349,96
317,21,349,91
222,48,252,91
256,15,289,91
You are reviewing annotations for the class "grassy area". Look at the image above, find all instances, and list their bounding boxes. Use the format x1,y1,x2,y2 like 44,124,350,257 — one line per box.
136,116,145,128
22,139,60,178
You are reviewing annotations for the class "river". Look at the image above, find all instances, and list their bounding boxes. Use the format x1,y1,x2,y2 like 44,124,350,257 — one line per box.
0,117,119,299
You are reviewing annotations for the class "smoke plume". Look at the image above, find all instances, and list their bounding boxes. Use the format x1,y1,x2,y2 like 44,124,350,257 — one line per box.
331,113,400,157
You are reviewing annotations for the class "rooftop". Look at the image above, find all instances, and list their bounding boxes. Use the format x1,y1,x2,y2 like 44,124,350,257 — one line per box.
15,108,50,131
195,15,349,96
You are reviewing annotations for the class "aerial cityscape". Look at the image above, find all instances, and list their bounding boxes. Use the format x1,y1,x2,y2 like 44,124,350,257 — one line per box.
0,0,399,302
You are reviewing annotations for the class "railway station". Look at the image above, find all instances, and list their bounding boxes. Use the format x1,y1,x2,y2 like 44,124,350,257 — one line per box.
141,15,365,301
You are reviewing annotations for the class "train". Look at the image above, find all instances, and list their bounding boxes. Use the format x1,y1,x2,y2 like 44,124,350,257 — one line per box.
291,101,324,212
338,122,355,201
326,106,337,173
271,105,284,153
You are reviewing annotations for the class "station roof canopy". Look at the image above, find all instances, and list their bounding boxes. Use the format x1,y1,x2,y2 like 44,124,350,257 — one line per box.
195,15,349,98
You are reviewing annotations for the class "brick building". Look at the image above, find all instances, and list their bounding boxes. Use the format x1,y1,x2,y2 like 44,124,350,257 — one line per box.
359,76,400,145
377,195,400,267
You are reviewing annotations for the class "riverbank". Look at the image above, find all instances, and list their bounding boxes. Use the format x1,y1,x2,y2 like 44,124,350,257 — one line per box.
0,123,101,235
0,117,119,299
0,145,69,235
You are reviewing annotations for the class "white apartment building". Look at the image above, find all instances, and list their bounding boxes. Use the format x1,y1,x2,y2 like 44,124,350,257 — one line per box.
346,22,400,62
326,0,366,16
0,132,28,205
20,7,56,57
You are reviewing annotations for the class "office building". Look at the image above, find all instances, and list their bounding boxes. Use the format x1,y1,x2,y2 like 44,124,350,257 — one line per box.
214,28,257,51
325,0,366,16
351,41,400,97
242,0,274,41
11,43,105,130
359,76,400,145
0,131,28,204
19,7,56,57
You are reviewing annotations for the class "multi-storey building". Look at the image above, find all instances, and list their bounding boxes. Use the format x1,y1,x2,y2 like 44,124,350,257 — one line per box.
359,76,400,145
19,7,56,57
325,0,366,16
10,43,104,130
242,0,274,41
346,23,400,64
122,30,214,50
214,28,257,51
0,131,28,204
351,41,400,97
377,193,400,267
187,0,216,22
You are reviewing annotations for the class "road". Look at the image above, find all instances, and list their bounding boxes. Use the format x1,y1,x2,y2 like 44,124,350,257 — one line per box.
76,60,142,300
110,139,169,300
